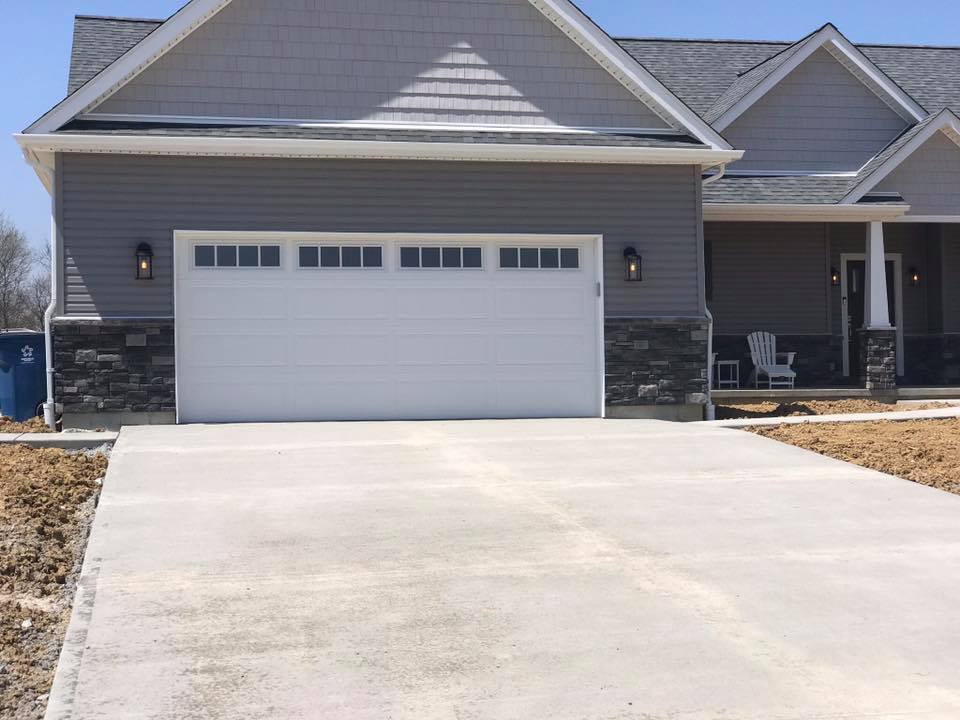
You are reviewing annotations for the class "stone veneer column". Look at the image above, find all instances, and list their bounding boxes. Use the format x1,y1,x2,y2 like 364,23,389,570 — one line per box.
53,319,176,427
604,319,710,419
858,328,897,392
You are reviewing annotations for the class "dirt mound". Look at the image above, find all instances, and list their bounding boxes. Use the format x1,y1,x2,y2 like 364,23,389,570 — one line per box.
751,418,960,495
0,446,107,719
717,399,951,420
0,418,52,435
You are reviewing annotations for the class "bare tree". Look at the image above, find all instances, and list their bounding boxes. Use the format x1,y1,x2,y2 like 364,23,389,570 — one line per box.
0,214,34,330
23,242,52,331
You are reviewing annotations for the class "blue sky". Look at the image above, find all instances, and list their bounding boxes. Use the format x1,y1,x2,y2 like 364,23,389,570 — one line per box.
2,0,958,249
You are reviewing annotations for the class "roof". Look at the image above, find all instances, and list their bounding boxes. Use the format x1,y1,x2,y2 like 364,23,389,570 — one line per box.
703,174,857,205
617,38,960,117
56,120,707,149
68,16,161,94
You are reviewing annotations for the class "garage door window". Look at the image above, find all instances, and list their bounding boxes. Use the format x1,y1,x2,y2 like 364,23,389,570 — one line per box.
299,245,383,269
400,246,483,269
499,247,579,270
194,244,281,268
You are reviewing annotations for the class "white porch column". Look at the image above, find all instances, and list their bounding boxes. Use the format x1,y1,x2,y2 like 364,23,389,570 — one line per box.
864,221,892,329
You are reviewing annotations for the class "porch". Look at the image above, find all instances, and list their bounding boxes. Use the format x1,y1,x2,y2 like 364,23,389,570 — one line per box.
706,220,960,390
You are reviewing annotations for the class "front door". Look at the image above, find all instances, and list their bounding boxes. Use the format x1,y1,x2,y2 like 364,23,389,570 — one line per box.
845,260,896,381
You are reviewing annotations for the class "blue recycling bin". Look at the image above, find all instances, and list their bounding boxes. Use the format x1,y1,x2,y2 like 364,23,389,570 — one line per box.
0,331,46,422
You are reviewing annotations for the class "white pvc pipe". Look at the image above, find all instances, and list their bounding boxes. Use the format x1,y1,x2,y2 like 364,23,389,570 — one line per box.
43,187,57,429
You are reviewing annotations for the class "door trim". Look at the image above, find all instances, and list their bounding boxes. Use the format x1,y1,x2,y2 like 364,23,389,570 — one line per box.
172,230,606,424
840,253,904,378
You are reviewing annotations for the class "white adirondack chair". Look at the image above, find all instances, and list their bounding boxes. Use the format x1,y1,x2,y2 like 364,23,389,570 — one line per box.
747,331,797,389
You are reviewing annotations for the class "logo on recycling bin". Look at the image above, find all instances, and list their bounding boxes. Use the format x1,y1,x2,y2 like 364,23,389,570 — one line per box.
21,345,35,363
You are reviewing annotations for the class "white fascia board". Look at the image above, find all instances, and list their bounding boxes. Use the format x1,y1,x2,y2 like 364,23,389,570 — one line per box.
14,133,743,167
842,109,960,203
703,203,910,222
529,0,732,150
24,0,232,134
713,25,926,132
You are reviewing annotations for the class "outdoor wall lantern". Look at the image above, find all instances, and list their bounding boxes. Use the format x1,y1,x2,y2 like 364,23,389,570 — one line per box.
830,266,841,286
909,266,921,287
136,243,154,280
624,247,642,282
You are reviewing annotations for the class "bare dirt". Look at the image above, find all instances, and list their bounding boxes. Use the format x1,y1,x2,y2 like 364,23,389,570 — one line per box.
0,445,108,720
0,418,52,435
751,419,960,495
717,399,953,420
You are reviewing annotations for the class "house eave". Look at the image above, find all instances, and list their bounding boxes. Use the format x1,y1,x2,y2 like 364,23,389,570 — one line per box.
14,133,743,167
703,203,910,222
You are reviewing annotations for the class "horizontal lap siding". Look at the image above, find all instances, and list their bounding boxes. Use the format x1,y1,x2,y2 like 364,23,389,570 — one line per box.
94,0,667,129
874,131,960,216
944,225,960,333
706,222,828,335
59,154,701,318
724,48,907,172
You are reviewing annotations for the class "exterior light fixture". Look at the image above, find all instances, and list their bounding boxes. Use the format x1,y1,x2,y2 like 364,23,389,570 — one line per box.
909,266,921,287
830,266,841,286
623,247,642,282
136,243,154,280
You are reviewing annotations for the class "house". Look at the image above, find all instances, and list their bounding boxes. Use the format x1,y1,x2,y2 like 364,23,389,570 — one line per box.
14,1,960,428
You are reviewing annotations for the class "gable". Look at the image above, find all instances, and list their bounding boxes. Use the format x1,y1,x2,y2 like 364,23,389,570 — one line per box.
874,130,960,216
723,47,909,172
87,0,671,130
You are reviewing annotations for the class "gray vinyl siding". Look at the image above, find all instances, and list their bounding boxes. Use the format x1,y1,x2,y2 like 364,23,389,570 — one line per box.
58,154,701,318
828,222,930,335
706,222,830,335
874,131,960,216
944,224,960,333
93,0,669,129
723,48,908,172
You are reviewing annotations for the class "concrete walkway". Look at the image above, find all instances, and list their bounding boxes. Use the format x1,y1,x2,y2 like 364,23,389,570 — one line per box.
0,431,118,449
707,405,960,428
47,420,960,719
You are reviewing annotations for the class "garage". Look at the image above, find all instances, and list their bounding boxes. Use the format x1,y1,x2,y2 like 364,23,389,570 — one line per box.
174,232,604,423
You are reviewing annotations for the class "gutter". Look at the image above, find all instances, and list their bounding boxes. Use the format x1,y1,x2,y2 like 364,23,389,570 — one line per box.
701,163,726,186
703,203,911,222
15,133,744,168
43,171,58,429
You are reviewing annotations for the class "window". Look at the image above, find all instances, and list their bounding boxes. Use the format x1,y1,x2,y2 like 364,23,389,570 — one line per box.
499,247,579,270
195,244,281,268
400,247,483,269
299,245,383,269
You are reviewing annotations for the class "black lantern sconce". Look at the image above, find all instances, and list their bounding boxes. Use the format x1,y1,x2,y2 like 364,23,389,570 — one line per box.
908,266,921,287
830,266,841,286
623,247,642,282
136,243,154,280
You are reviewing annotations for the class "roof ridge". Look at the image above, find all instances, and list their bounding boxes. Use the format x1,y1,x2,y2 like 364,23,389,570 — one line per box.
75,14,165,23
615,36,960,52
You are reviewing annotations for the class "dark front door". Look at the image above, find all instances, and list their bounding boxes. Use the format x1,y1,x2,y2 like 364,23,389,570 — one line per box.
846,260,896,380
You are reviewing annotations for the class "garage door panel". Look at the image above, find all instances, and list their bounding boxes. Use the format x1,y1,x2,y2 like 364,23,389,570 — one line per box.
186,286,288,320
395,334,491,365
293,334,392,366
495,333,593,365
292,288,392,319
396,288,489,319
176,236,601,423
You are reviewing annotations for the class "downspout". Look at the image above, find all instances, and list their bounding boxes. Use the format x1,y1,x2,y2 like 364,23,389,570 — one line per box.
39,157,58,429
701,163,723,421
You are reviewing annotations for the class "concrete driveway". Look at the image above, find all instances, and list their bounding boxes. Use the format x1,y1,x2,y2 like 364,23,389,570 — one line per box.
47,419,960,719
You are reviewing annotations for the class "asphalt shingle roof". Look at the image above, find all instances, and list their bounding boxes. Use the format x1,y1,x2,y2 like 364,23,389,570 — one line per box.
57,120,707,149
68,16,161,94
702,174,856,205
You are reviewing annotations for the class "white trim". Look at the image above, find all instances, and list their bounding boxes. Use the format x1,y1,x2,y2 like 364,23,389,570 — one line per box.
842,109,960,203
79,113,683,136
840,252,904,378
26,0,233,134
527,0,731,149
722,170,858,178
14,133,742,166
53,316,176,322
712,25,926,131
891,215,960,223
26,0,731,151
172,230,606,423
703,203,910,222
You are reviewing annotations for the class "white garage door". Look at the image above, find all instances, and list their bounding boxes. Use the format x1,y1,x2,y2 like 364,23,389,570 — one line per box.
175,233,603,423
